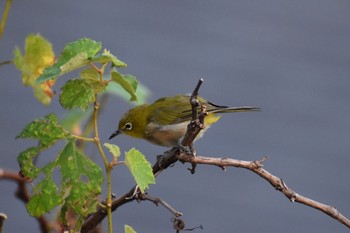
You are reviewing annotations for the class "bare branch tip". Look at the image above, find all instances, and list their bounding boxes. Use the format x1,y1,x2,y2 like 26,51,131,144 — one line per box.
0,213,7,221
192,79,204,98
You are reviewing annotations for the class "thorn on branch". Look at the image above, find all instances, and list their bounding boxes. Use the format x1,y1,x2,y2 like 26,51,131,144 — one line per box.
252,156,268,169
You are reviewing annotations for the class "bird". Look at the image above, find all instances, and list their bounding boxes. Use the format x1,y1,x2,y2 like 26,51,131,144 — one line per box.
109,94,259,147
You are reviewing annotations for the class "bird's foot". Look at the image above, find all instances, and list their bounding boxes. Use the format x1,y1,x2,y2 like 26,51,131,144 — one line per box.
176,143,196,157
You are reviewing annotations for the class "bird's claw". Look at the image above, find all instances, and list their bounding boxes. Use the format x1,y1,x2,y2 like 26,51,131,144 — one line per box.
176,143,196,157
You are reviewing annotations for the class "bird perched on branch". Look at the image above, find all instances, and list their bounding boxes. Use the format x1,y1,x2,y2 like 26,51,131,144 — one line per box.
109,95,259,147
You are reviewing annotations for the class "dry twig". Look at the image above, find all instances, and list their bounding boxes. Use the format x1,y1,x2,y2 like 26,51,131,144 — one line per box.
175,154,350,228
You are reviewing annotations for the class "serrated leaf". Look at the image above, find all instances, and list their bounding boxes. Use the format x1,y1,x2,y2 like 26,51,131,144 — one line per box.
104,143,121,161
13,34,55,105
16,113,69,147
59,79,95,110
91,49,127,67
27,178,63,216
111,70,138,101
125,225,137,233
125,148,155,193
17,147,41,178
37,38,102,83
58,141,103,217
24,140,103,218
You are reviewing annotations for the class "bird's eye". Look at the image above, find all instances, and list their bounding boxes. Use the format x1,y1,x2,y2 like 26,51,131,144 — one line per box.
124,122,132,131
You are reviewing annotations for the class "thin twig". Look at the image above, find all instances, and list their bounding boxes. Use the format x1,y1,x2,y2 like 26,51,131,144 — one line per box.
0,60,12,66
176,154,350,228
137,193,183,217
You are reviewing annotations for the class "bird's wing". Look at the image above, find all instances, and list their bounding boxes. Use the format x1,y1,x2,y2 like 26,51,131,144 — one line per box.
149,95,194,125
149,95,258,125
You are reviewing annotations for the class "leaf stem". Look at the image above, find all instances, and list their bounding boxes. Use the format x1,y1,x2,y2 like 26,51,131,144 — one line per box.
93,96,113,233
71,134,95,142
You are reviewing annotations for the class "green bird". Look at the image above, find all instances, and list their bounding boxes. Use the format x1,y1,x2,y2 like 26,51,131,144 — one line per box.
109,95,259,147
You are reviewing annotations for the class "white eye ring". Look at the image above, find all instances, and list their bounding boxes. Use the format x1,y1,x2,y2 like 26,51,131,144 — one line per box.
124,122,132,131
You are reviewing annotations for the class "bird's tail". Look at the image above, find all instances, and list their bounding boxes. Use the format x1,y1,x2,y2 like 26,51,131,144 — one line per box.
213,106,260,113
207,101,260,114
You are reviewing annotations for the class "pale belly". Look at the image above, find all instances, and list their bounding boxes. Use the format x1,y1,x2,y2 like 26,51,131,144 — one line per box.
144,121,208,147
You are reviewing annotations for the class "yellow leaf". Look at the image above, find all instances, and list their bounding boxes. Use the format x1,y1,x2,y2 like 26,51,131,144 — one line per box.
13,34,56,105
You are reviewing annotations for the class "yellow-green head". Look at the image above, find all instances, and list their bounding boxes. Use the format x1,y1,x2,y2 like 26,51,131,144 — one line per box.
109,95,259,147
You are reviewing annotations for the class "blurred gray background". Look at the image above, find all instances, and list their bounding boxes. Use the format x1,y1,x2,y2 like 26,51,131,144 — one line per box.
1,1,350,232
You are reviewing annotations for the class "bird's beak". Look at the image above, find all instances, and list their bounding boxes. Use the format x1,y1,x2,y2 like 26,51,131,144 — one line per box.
108,130,121,140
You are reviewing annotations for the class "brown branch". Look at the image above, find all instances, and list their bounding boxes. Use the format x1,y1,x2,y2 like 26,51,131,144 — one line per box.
176,154,350,229
180,78,205,148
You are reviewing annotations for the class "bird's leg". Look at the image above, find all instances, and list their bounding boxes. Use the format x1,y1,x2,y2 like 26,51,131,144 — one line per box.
176,141,196,156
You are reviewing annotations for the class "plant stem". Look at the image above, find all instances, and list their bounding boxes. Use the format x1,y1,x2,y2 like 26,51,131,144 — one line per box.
71,134,95,142
0,0,12,39
93,96,113,233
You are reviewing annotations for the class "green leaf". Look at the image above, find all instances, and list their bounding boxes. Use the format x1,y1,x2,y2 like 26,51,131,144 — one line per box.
17,147,41,178
104,143,121,161
106,79,150,105
37,38,102,83
58,141,103,217
16,113,69,147
80,68,109,93
87,79,108,94
24,140,103,219
111,70,138,101
125,225,137,233
27,178,63,216
123,74,138,91
80,67,100,80
91,49,127,67
13,34,56,105
59,79,95,110
125,148,155,193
